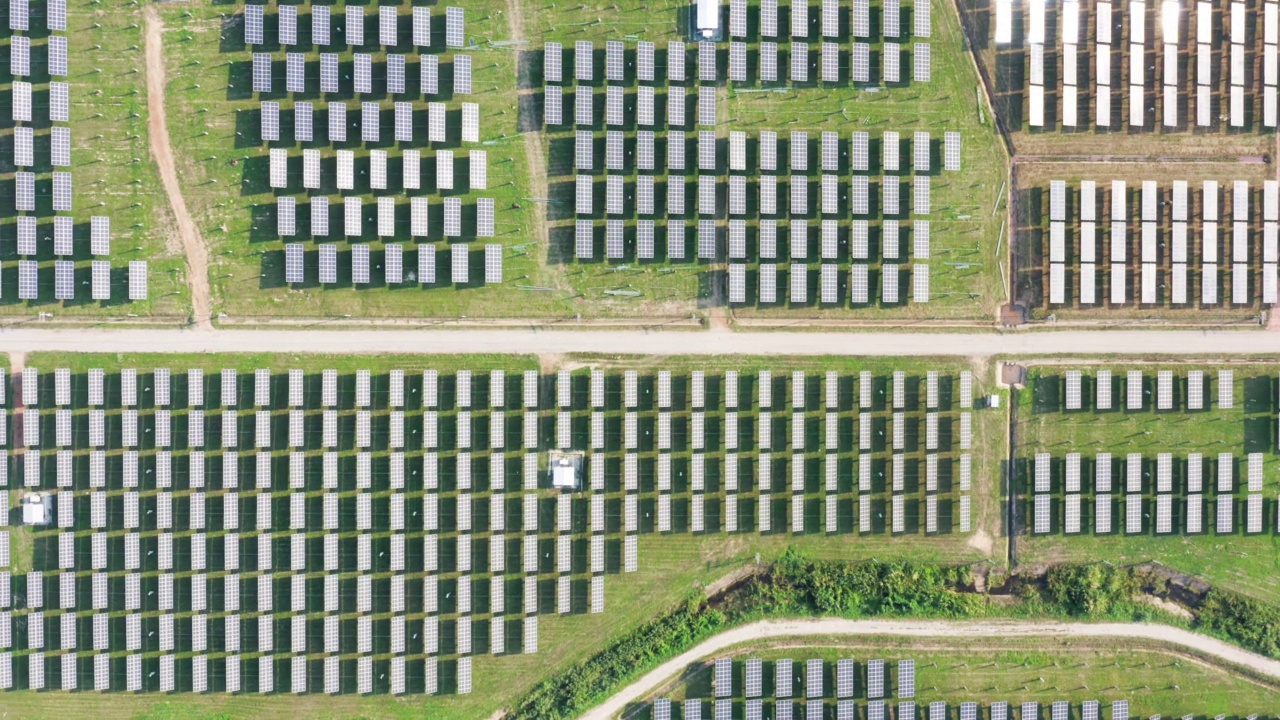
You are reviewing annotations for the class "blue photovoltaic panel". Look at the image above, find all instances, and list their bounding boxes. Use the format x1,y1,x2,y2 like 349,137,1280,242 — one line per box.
253,53,272,93
546,41,564,82
388,54,406,94
47,0,65,31
380,6,398,46
49,36,68,76
320,53,338,93
313,5,331,45
446,6,465,47
10,36,29,76
285,244,304,283
422,55,439,95
413,7,430,46
244,4,263,45
279,5,297,45
346,5,365,46
286,53,305,93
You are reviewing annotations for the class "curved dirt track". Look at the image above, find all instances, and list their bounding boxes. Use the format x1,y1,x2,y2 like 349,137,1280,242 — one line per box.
580,619,1280,720
144,6,213,330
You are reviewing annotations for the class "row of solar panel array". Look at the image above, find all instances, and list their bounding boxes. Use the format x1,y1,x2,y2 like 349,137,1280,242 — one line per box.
248,52,470,96
15,366,415,409
568,218,935,261
1043,179,1278,306
11,171,72,213
10,367,974,413
652,490,973,535
264,144,487,193
6,35,69,78
0,407,972,473
728,0,930,41
10,81,70,124
11,126,71,169
1001,0,1264,53
0,648,488,694
1008,0,1279,128
244,4,463,49
654,698,1129,720
272,198,496,241
1030,451,1268,494
1029,489,1270,534
7,0,65,32
0,420,971,483
726,262,932,304
281,242,501,286
545,1,930,88
0,601,518,675
1054,368,1254,411
255,99,481,144
545,39,931,88
1,461,966,539
571,174,935,219
12,216,111,258
561,129,962,176
1044,246,1277,305
710,657,914,702
0,260,146,301
569,220,934,263
1046,179,1277,225
15,515,536,577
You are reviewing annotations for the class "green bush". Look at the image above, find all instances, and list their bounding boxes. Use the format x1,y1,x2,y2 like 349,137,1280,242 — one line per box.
1197,591,1280,659
508,597,727,720
746,549,982,618
1043,563,1139,616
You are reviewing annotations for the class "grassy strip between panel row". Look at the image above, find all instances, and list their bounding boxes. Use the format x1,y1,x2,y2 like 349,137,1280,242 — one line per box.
509,553,1280,720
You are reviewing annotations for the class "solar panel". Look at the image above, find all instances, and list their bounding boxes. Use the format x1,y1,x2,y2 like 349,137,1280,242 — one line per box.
943,132,961,171
915,0,932,36
868,659,885,698
10,36,28,76
53,172,72,211
792,42,809,82
914,43,931,82
462,103,480,142
455,54,474,94
244,4,263,44
446,6,464,47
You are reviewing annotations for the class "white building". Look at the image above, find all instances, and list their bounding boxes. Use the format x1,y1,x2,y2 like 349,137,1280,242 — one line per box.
696,0,720,38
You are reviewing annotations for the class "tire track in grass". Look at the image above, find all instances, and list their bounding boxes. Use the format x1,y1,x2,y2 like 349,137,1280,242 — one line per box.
144,6,213,330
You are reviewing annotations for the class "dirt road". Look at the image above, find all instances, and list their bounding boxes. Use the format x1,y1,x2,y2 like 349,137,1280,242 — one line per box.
2,327,1280,357
144,6,213,330
580,618,1280,720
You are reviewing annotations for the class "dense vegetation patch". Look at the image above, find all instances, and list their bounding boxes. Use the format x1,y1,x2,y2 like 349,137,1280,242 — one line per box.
508,553,1280,720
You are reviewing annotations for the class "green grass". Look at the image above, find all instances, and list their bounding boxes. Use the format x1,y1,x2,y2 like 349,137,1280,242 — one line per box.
637,637,1280,718
0,0,189,320
1014,362,1280,600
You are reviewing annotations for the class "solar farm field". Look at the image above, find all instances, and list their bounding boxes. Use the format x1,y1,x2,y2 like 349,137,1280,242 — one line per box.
1014,361,1280,600
959,0,1279,157
152,0,712,322
150,0,1009,322
636,640,1280,719
1012,162,1274,321
0,0,189,320
536,0,1010,320
0,352,1004,716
